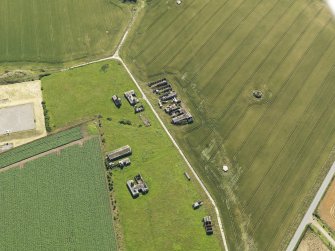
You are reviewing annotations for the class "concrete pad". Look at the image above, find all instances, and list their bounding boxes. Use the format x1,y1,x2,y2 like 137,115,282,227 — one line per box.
0,103,35,135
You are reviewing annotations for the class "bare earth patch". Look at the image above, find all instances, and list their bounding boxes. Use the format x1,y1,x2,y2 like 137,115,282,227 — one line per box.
297,229,329,251
0,80,46,147
319,178,335,231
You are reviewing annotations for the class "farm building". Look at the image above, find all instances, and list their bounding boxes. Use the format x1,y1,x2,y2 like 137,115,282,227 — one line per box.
124,90,139,106
164,104,180,115
172,111,193,125
147,78,167,88
119,158,131,168
126,173,149,198
160,91,177,101
112,95,121,108
106,145,132,162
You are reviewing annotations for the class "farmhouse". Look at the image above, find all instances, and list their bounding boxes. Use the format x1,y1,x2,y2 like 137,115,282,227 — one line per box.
124,90,139,106
106,145,132,162
126,173,149,198
112,95,122,108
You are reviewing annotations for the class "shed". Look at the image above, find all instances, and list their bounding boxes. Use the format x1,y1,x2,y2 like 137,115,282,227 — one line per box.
106,145,132,162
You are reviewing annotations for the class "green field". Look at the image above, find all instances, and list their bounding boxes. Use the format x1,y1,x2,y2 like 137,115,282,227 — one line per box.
42,60,222,250
121,1,335,250
0,138,117,250
0,0,131,66
0,127,82,169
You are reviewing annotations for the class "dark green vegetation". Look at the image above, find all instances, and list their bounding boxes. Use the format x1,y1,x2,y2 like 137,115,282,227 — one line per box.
0,127,82,169
0,138,117,250
0,0,130,66
122,0,335,250
42,60,222,250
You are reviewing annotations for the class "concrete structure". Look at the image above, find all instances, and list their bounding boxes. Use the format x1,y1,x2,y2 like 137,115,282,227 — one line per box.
134,104,144,113
164,104,180,115
0,103,35,135
126,174,149,198
172,111,193,125
106,145,132,163
223,165,229,172
147,78,167,88
203,216,213,235
124,90,139,106
112,95,122,108
118,158,131,168
160,91,177,101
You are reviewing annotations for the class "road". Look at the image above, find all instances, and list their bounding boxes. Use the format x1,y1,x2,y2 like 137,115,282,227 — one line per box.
62,2,230,250
286,161,335,251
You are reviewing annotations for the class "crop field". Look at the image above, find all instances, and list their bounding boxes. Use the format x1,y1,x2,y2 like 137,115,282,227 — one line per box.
122,0,335,250
0,127,82,169
0,0,130,65
42,60,222,250
0,138,117,250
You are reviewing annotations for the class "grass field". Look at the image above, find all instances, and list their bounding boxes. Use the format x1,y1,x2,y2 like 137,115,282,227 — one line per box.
42,60,223,250
0,138,117,250
0,0,131,66
121,0,335,250
0,126,82,169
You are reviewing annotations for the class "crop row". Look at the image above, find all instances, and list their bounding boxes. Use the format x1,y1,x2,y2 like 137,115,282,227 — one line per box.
0,127,82,169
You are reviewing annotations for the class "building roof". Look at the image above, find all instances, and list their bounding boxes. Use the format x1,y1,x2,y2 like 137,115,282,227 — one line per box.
107,145,132,161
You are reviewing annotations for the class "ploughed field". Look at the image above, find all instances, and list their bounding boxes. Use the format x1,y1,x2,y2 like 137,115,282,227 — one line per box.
0,137,117,250
0,0,130,64
122,0,335,250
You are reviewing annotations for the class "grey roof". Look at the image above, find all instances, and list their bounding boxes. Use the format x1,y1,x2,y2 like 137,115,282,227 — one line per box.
126,174,149,198
124,90,139,106
107,145,132,161
172,112,193,124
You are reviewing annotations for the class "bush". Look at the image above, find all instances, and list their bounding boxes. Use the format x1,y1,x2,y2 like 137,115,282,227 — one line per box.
119,119,132,125
41,101,52,132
